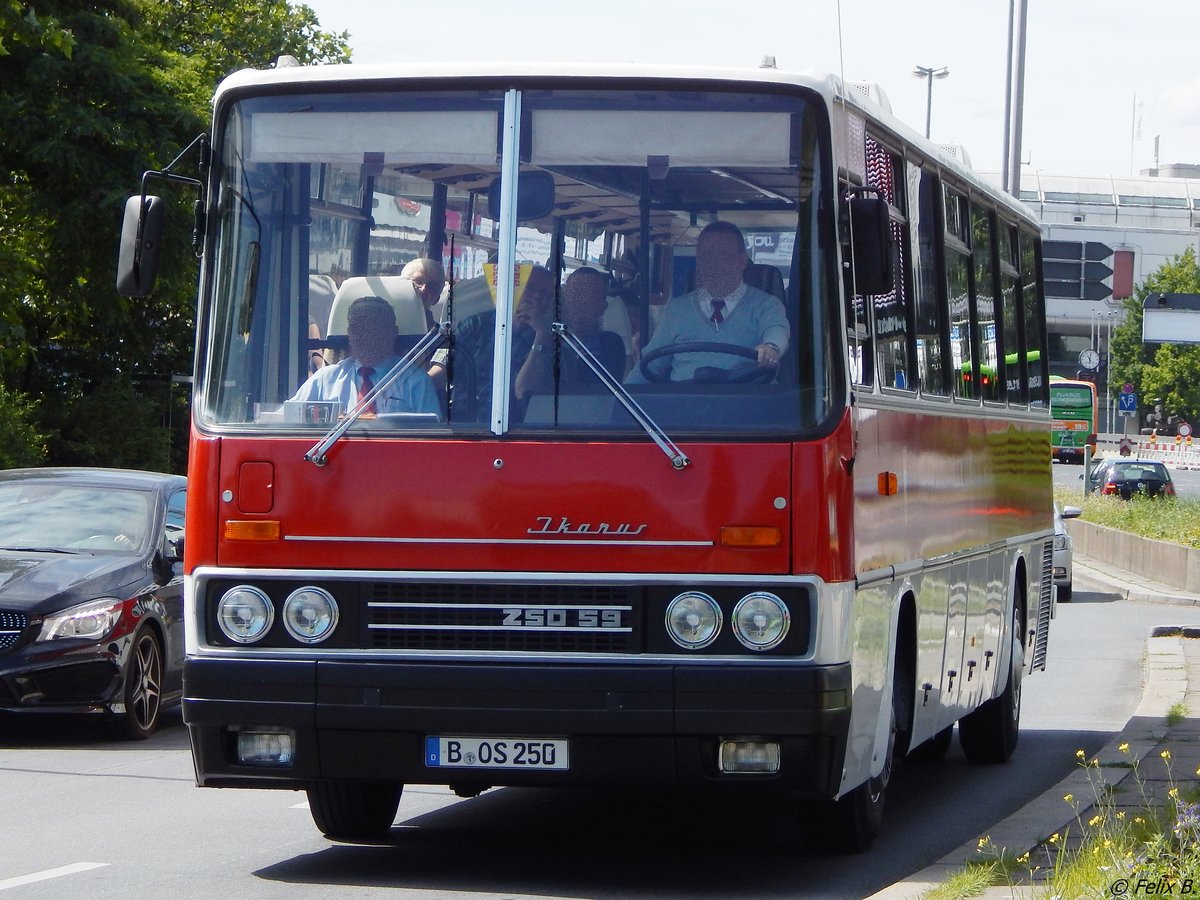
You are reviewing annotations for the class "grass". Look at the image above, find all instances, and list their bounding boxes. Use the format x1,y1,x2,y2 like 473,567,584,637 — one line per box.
1054,483,1200,549
933,744,1200,899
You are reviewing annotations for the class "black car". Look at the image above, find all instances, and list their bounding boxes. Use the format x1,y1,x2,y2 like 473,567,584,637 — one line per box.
1088,458,1176,500
0,468,186,738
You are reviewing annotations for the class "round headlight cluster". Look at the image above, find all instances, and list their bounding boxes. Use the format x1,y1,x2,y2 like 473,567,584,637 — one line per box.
282,587,339,644
216,586,274,644
665,590,790,652
731,592,790,651
216,585,341,645
665,592,722,649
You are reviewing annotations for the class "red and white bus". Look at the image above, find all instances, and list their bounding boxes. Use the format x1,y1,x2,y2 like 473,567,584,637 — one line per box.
118,61,1054,851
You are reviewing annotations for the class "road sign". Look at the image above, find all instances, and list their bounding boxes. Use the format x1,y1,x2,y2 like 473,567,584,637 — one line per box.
1122,382,1135,394
1181,423,1193,438
1118,393,1137,416
1043,240,1114,301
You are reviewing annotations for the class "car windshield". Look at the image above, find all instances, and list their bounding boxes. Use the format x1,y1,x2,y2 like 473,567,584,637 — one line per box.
0,484,152,553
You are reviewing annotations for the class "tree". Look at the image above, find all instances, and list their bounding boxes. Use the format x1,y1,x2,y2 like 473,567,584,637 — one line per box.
0,0,349,470
1108,247,1200,425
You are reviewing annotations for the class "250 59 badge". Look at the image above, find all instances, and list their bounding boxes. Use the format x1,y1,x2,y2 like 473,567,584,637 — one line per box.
426,736,570,770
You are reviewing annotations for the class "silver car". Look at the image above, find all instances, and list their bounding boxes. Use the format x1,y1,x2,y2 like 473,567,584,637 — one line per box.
1053,503,1082,600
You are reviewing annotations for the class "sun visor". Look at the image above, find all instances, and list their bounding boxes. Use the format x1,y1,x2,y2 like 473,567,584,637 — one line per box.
531,110,791,167
247,111,498,165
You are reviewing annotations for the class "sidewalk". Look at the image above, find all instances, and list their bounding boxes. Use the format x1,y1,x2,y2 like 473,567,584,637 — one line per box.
868,556,1200,899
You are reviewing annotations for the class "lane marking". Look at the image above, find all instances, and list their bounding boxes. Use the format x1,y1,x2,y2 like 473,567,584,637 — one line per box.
0,862,110,891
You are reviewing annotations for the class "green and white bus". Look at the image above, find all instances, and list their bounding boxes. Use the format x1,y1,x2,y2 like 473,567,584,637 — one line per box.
1050,376,1097,463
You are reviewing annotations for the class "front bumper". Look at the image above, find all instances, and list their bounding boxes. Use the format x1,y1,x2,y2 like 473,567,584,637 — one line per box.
184,657,852,798
0,647,122,712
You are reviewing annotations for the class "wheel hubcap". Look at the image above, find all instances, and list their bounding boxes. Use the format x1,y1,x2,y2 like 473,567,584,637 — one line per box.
130,635,162,729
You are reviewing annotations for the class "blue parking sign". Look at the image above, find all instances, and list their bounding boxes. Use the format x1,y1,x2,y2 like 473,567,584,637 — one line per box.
1118,393,1137,415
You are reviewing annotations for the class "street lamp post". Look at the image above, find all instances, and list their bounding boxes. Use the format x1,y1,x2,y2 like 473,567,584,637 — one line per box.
912,65,950,139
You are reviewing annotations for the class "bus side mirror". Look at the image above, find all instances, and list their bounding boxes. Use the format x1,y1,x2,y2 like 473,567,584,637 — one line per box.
848,193,894,296
116,195,165,297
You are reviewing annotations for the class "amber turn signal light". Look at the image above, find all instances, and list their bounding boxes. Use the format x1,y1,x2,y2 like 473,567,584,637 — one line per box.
224,519,281,541
720,526,782,548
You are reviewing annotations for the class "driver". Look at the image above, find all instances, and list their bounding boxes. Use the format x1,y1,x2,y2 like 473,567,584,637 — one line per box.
627,221,789,383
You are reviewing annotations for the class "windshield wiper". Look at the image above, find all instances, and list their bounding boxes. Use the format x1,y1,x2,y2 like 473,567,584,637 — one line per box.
551,323,690,470
305,327,447,466
0,546,80,554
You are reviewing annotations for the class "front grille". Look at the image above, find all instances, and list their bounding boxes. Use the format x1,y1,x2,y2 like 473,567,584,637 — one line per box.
0,611,29,653
364,583,639,653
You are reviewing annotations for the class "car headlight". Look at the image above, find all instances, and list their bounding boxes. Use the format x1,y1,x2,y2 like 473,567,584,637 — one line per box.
732,592,790,651
216,586,275,644
665,591,721,649
1053,534,1069,551
39,597,124,641
282,587,339,644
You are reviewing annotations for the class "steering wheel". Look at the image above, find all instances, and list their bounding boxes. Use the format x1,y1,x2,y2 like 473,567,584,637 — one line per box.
638,341,775,384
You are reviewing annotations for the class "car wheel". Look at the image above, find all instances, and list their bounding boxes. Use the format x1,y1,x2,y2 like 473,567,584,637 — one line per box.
1059,581,1072,601
307,780,403,842
116,627,163,741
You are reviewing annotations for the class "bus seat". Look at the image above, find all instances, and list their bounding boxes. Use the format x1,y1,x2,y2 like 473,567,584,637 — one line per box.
327,276,429,338
743,262,786,303
600,294,634,375
308,274,337,337
431,274,494,326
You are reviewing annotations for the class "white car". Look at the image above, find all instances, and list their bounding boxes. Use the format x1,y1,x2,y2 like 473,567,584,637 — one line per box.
1053,503,1082,600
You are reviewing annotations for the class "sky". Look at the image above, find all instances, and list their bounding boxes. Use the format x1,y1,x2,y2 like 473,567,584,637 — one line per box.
298,0,1200,181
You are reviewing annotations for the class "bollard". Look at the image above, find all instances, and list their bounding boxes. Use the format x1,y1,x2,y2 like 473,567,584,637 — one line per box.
1083,444,1093,496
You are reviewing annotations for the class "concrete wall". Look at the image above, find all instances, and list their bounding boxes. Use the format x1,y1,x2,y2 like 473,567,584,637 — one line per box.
1070,518,1200,594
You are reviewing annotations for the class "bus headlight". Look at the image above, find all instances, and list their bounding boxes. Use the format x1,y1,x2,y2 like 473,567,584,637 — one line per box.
282,587,339,644
665,592,721,649
216,586,274,644
731,592,789,651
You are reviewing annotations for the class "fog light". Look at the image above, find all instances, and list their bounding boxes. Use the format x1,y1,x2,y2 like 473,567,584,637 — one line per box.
237,729,296,766
719,739,781,774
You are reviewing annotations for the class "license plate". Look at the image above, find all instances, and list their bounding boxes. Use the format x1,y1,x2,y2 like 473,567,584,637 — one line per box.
425,736,569,770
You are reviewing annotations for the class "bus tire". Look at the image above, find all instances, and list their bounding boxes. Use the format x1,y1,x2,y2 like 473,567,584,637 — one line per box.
307,780,403,842
958,603,1023,764
816,677,899,852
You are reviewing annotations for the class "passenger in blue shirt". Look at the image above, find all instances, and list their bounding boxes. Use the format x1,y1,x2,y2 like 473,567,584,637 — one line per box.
291,295,441,418
628,221,789,383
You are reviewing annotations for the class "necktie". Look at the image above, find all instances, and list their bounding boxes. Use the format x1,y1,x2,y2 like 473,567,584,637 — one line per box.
357,366,376,414
710,298,726,324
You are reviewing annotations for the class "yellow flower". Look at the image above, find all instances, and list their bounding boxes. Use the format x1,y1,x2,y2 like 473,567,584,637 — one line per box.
1119,742,1130,753
1089,814,1103,827
1048,832,1060,844
1076,749,1086,760
1169,787,1180,800
1162,749,1173,760
1017,853,1030,864
1117,812,1126,820
1064,793,1074,804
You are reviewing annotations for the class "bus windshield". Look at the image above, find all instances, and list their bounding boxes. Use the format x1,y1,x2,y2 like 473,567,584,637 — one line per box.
200,86,839,439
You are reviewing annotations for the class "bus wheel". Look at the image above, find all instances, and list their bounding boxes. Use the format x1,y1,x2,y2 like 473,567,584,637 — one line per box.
306,780,403,842
958,604,1023,764
814,684,898,852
